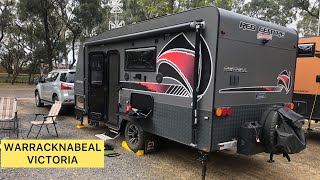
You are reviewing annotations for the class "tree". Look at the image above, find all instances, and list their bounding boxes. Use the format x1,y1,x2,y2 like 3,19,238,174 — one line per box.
74,0,103,40
1,28,28,84
121,0,242,24
287,0,319,35
122,0,149,24
215,0,240,11
15,19,47,80
25,60,40,84
0,0,15,44
240,0,297,26
0,47,14,77
297,12,318,36
135,0,179,18
18,0,64,71
55,0,83,69
281,0,318,18
249,0,319,35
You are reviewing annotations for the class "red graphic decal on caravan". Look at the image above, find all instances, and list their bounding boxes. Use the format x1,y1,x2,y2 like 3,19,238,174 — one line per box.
121,33,213,99
277,70,291,94
219,70,292,94
157,33,212,99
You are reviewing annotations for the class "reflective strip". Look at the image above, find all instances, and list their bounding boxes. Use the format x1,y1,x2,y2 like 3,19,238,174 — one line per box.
218,140,238,150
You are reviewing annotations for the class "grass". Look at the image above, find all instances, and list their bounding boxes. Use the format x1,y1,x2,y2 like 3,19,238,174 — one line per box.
0,73,40,84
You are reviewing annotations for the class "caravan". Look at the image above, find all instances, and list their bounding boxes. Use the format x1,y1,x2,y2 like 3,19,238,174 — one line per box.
74,6,305,178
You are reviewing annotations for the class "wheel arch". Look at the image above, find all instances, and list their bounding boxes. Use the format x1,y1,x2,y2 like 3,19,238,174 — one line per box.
52,93,58,101
35,89,41,98
119,118,128,134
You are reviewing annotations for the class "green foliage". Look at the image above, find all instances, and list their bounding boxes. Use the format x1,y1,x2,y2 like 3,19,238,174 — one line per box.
122,0,147,24
0,0,15,43
74,0,103,38
294,0,319,36
297,12,318,36
241,0,297,26
215,0,236,10
285,0,320,36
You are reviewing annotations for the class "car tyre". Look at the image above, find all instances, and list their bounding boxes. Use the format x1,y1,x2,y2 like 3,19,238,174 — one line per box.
125,121,144,152
35,91,44,107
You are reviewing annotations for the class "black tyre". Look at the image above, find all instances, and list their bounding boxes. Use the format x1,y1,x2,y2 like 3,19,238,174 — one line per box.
125,121,144,152
260,106,280,153
35,91,44,107
263,111,279,152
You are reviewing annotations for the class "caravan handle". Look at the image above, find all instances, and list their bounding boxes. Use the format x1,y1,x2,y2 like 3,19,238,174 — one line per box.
91,81,103,87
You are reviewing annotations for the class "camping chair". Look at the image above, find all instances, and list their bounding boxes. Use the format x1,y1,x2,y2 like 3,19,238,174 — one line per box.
27,101,61,139
0,97,18,138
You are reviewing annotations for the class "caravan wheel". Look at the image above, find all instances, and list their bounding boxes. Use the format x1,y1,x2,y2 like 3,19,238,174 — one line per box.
125,121,144,152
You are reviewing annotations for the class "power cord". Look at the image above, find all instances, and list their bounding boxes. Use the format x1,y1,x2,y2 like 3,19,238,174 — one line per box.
308,83,320,130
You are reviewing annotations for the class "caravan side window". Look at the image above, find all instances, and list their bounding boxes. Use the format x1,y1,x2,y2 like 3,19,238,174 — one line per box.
297,43,315,57
125,47,156,71
89,53,104,83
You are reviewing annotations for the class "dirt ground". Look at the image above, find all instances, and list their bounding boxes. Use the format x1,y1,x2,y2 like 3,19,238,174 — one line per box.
0,84,34,90
0,86,320,180
0,84,34,98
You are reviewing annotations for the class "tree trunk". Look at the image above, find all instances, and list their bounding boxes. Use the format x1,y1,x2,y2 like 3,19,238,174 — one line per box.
69,34,77,69
69,26,81,69
42,0,53,71
169,0,175,14
0,26,5,43
11,72,18,85
11,60,26,85
63,26,68,68
28,73,32,84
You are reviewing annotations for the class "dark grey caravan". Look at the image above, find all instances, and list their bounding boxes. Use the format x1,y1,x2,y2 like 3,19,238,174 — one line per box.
74,6,305,179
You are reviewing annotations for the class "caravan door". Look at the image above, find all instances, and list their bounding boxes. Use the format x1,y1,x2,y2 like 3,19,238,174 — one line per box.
88,52,105,121
88,51,120,126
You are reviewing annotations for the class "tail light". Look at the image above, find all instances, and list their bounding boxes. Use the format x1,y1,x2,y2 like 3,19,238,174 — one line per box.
215,107,232,117
216,108,222,116
226,107,232,115
61,83,73,90
284,103,294,109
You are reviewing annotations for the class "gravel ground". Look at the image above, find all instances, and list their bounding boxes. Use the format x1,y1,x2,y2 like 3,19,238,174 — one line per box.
0,88,320,179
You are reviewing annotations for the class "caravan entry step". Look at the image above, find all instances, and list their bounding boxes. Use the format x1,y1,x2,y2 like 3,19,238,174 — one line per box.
95,129,120,141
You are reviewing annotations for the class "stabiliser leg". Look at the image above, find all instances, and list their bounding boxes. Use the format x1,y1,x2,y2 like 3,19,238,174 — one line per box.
268,153,275,163
283,153,291,162
198,151,209,180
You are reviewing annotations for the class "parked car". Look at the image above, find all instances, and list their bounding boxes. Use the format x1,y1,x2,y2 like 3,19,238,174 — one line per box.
35,69,75,107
